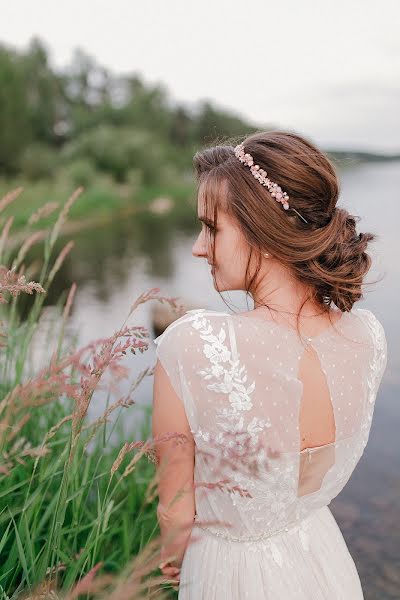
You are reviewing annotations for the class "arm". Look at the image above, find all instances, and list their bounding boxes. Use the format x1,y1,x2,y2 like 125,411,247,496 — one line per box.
152,357,196,569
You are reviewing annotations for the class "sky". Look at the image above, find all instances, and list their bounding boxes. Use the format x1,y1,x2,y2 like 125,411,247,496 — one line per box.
2,0,400,153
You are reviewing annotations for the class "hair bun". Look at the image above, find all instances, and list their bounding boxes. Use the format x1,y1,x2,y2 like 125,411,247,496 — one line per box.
313,207,375,311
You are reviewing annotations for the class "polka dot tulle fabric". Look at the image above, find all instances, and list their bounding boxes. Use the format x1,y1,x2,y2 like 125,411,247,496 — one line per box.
153,307,387,599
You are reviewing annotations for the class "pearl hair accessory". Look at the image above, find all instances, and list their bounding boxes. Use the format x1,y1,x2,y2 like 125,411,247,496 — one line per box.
234,142,309,224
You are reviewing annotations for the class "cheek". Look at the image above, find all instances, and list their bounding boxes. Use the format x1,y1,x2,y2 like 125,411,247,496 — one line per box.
231,237,249,270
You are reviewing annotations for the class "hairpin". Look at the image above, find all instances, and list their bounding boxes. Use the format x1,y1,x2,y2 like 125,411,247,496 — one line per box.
234,143,309,224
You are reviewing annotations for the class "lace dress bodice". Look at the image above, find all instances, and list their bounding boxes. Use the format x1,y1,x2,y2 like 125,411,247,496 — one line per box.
153,307,387,550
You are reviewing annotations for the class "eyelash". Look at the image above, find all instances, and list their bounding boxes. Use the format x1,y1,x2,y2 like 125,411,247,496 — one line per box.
201,222,216,232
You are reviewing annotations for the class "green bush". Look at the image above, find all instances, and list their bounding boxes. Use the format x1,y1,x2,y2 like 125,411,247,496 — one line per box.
18,143,58,181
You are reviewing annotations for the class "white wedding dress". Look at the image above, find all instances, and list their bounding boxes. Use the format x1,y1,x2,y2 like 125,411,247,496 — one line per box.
153,306,387,599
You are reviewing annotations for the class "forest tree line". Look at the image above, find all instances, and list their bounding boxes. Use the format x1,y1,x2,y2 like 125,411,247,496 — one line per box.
0,38,259,189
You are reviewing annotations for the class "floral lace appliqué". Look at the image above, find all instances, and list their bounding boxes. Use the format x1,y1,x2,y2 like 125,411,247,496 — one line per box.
186,309,271,449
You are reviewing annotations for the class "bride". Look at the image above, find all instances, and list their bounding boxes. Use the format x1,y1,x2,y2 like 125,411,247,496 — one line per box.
152,130,387,598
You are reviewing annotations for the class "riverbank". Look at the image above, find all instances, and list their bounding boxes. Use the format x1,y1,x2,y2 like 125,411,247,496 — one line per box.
1,179,196,250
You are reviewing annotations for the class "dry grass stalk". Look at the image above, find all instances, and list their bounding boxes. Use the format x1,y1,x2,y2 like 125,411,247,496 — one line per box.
29,201,60,225
0,215,14,257
49,188,83,246
0,265,46,304
62,282,77,321
13,230,48,269
0,187,24,214
47,241,75,284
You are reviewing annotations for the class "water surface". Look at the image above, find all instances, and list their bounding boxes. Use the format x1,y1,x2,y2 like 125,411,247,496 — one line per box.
31,160,400,599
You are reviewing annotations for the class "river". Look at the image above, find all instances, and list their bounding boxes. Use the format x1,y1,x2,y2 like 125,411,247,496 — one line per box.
29,159,400,599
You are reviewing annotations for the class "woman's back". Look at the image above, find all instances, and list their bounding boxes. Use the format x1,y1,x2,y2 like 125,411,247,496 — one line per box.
154,306,387,541
156,130,389,598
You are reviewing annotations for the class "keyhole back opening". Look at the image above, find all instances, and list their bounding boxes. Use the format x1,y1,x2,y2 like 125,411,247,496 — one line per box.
296,344,337,497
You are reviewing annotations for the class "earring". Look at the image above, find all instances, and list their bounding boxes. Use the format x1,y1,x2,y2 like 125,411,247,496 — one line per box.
263,253,270,258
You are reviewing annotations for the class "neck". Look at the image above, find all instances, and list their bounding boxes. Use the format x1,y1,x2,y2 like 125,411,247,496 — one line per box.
251,269,322,319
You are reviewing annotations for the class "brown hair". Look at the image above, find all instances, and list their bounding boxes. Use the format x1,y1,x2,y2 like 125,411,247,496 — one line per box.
193,129,383,338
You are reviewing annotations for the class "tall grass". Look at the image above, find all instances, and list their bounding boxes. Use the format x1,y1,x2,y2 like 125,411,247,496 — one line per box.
0,187,186,599
0,187,279,599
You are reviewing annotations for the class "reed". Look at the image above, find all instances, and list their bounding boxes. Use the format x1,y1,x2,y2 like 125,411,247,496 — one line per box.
0,188,187,599
0,188,276,599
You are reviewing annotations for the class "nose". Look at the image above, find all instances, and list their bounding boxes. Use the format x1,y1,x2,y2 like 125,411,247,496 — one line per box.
192,231,208,259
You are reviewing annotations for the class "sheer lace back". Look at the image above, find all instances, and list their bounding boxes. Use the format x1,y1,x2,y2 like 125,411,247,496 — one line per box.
153,306,387,541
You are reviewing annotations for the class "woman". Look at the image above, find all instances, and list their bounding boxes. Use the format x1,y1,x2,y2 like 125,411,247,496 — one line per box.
152,130,388,598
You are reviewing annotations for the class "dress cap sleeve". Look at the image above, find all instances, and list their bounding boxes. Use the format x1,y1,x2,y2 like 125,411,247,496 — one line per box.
153,311,200,409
